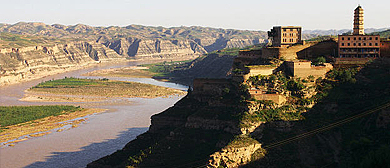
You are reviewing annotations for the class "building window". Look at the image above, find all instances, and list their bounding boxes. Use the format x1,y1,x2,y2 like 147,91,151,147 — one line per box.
359,37,362,40
376,37,379,40
369,43,372,46
283,29,286,32
354,37,356,40
363,43,366,46
370,37,372,40
342,37,345,40
375,43,378,46
364,37,366,40
348,37,350,40
342,43,345,46
348,43,350,46
354,43,356,46
358,43,361,46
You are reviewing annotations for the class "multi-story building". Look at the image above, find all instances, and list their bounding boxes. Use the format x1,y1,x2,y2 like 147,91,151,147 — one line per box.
268,26,302,47
338,6,380,58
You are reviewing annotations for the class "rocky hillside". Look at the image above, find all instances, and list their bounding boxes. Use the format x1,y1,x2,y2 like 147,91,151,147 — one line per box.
0,34,125,85
0,23,267,85
153,45,266,86
0,22,267,56
87,55,390,167
244,58,390,168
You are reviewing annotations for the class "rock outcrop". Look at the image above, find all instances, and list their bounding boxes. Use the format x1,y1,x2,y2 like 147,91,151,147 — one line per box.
209,143,263,168
0,22,267,86
0,41,124,86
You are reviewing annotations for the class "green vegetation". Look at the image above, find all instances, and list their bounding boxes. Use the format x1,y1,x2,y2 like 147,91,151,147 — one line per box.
0,32,67,48
30,77,183,98
0,105,81,128
312,56,326,66
245,59,390,167
212,48,241,56
141,60,194,77
208,44,265,57
227,135,259,148
33,77,101,88
305,35,337,42
370,29,390,38
85,68,155,78
240,72,312,125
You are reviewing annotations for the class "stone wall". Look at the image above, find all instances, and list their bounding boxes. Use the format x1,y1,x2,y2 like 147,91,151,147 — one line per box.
262,42,316,60
333,57,373,68
285,61,333,79
242,65,277,81
261,47,280,59
297,40,338,60
238,49,262,58
250,93,287,105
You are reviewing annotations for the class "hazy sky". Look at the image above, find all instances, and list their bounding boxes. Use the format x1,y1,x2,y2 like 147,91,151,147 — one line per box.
0,0,389,31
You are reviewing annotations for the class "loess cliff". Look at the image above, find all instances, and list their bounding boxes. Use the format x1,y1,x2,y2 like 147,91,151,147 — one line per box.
0,40,125,85
87,53,390,167
0,23,267,86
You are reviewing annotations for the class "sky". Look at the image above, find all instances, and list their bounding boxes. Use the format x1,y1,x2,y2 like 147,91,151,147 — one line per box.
0,0,389,31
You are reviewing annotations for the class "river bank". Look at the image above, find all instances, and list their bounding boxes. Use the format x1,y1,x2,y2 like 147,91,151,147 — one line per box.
0,57,196,87
1,108,105,147
0,60,188,168
22,77,185,103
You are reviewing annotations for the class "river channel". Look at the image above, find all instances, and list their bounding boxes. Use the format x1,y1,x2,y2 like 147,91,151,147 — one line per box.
0,61,188,168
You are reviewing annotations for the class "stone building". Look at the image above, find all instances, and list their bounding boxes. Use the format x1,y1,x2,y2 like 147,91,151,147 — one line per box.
285,60,333,79
338,6,381,58
268,26,302,47
380,39,390,57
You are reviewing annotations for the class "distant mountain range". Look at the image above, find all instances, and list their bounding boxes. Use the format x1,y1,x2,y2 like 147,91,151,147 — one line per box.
0,22,388,47
303,28,390,36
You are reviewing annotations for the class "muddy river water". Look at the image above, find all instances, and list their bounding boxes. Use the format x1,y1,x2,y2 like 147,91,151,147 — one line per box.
0,61,188,168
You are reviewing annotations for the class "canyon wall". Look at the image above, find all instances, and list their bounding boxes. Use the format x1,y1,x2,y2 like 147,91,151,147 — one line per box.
0,41,125,86
0,23,267,86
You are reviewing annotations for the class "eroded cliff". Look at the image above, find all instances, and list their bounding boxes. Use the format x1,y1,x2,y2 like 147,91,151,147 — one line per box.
0,23,267,85
87,56,390,167
0,41,124,85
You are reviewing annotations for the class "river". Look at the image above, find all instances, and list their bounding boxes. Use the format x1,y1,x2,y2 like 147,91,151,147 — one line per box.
0,61,188,168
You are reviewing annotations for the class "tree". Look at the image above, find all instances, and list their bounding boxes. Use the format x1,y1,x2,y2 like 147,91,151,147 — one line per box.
313,56,326,66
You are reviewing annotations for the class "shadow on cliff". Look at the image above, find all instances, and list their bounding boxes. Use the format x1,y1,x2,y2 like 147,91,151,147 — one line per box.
244,58,390,168
24,127,148,168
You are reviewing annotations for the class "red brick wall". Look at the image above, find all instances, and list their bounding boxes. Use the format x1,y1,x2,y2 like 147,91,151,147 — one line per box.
381,41,390,57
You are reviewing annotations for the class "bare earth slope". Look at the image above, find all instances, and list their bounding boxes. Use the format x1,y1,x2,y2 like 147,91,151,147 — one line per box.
0,23,267,86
